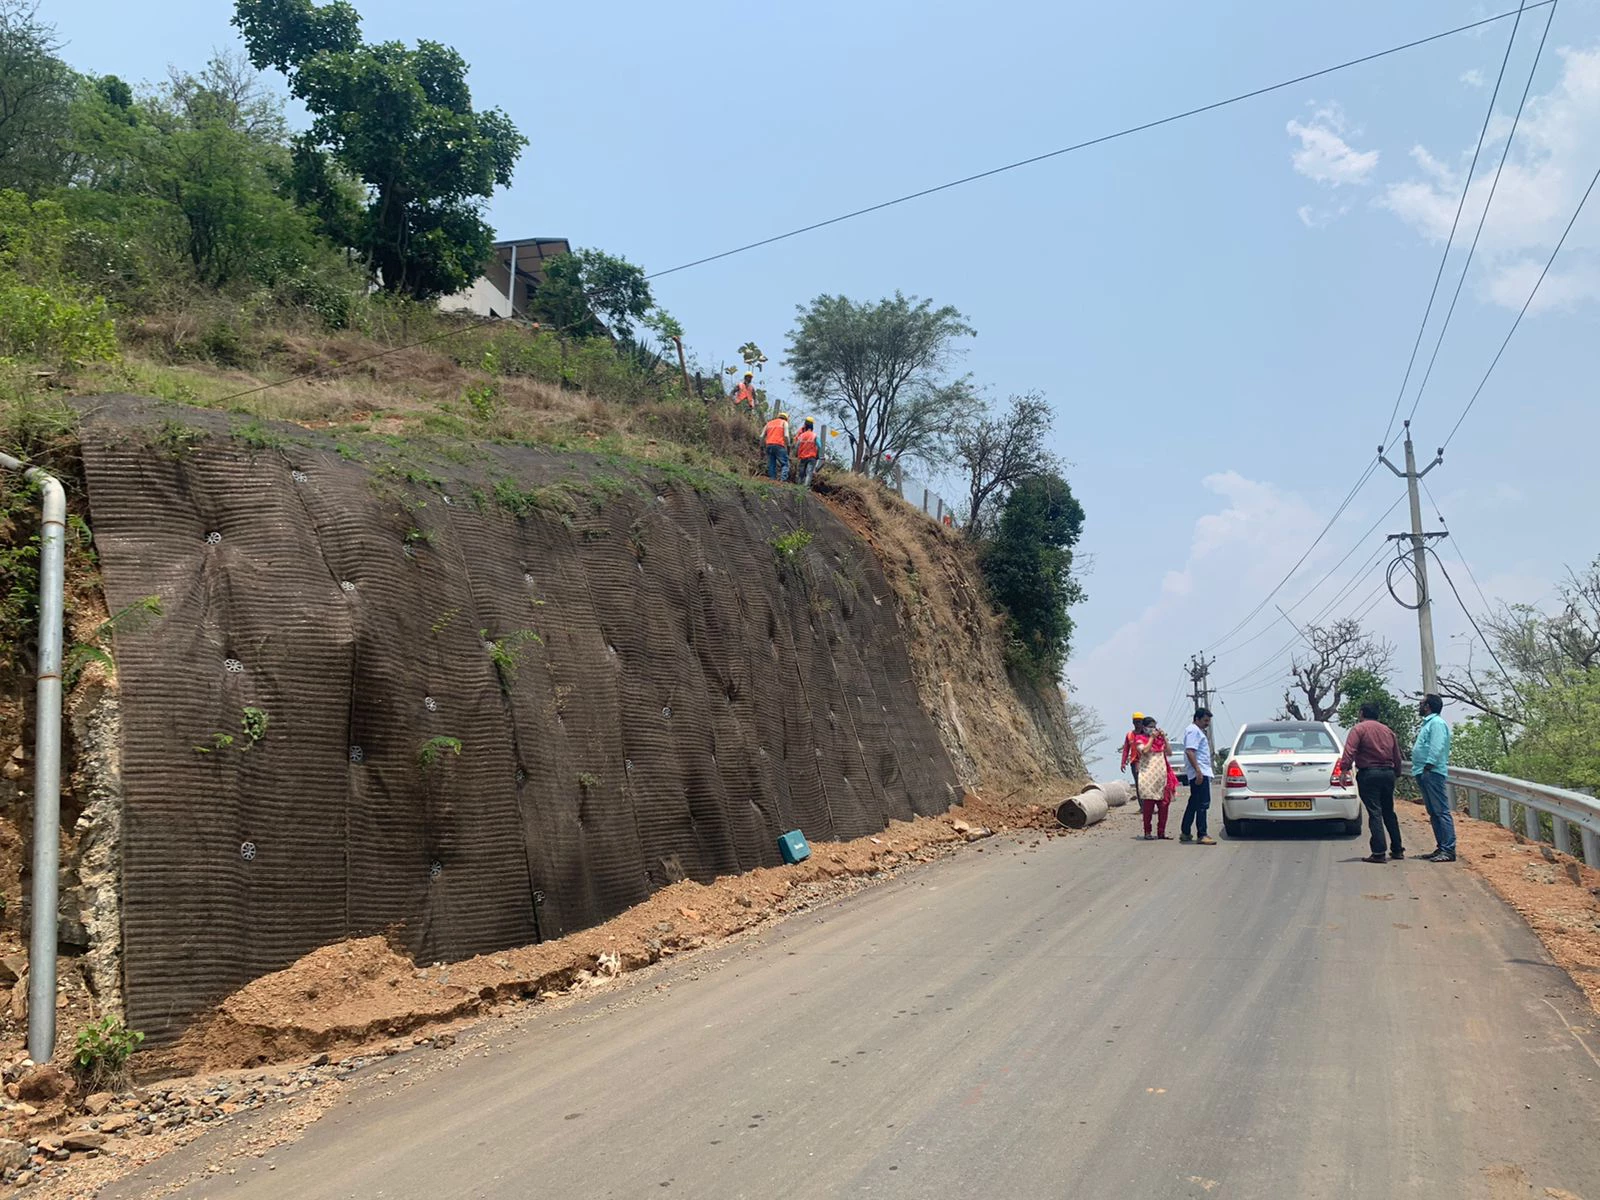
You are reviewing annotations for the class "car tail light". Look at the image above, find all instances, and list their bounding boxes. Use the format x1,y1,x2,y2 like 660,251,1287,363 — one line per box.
1329,763,1351,788
1225,760,1247,789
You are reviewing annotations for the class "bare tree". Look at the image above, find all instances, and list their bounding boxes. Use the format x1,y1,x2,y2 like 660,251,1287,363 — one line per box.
1440,555,1600,728
1061,688,1106,768
955,391,1061,536
1279,619,1394,722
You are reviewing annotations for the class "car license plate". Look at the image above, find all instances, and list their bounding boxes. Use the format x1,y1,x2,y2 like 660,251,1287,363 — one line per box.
1266,800,1314,811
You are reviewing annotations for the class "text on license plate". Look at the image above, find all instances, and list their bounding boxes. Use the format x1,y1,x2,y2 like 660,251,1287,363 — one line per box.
1266,800,1314,811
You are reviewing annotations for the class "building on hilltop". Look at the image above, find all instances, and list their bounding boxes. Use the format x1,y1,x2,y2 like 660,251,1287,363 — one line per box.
438,237,571,319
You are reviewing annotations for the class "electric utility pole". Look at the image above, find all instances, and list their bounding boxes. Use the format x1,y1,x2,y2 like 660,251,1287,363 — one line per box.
1379,421,1444,696
1186,654,1215,714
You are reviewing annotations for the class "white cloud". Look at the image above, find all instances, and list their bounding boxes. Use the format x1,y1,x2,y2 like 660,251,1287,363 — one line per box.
1298,202,1351,229
1287,103,1381,186
1483,257,1600,312
1379,44,1600,311
1461,69,1486,89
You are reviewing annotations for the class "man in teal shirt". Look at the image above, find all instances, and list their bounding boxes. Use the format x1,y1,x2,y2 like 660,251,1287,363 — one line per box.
1412,693,1454,862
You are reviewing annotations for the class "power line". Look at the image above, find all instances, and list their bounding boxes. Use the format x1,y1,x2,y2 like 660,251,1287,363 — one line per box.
1428,547,1516,684
1421,478,1495,616
1379,0,1535,448
1201,459,1381,654
1217,551,1394,692
1443,158,1600,450
1406,0,1559,427
646,4,1553,281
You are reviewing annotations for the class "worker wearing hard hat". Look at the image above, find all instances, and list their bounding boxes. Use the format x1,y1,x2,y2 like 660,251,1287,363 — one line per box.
1119,712,1147,777
762,410,792,481
794,418,820,487
732,370,758,411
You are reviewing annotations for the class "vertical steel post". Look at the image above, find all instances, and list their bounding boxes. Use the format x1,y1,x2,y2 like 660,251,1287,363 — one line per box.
505,242,518,317
1552,817,1572,857
0,451,64,1063
1499,795,1513,830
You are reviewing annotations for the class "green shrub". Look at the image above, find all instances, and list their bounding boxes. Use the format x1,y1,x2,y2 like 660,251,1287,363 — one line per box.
418,735,462,769
771,529,814,560
74,1017,144,1090
0,282,117,366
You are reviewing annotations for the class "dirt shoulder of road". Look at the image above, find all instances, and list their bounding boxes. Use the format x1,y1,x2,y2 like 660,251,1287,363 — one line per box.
1443,807,1600,1018
0,788,1086,1197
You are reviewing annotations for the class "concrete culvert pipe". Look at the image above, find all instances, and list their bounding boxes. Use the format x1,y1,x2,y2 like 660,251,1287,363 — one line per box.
1094,780,1134,807
1056,792,1109,830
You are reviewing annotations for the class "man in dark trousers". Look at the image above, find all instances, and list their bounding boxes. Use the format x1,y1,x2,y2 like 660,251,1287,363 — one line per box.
1338,702,1406,864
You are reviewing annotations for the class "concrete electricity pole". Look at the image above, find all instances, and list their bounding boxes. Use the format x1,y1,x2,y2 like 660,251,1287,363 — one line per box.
1187,653,1217,763
1379,421,1444,696
1186,654,1215,713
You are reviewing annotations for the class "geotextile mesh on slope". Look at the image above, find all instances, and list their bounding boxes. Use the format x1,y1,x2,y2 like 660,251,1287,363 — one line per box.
78,398,959,1041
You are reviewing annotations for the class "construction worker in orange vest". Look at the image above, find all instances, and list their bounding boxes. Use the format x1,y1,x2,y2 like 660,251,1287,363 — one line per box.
732,370,758,411
762,411,791,481
794,418,820,487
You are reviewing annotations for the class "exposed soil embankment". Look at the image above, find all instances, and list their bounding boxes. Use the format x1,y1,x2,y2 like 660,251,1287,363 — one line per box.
818,477,1084,799
1448,810,1600,1017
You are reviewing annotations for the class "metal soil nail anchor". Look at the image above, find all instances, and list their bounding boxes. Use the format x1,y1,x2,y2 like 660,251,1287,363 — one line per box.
291,470,308,483
240,841,257,861
429,861,443,880
349,745,364,763
223,658,244,673
340,581,356,592
205,531,222,545
424,696,438,712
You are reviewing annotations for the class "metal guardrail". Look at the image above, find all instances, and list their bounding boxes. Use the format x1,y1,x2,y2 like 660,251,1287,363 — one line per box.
1447,768,1600,869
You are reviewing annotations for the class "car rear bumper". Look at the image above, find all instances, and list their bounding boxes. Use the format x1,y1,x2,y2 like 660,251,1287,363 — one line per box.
1221,792,1361,821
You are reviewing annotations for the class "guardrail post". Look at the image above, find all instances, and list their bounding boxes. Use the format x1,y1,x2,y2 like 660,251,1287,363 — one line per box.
1523,803,1542,843
1582,828,1600,870
1498,795,1513,830
1552,817,1572,857
1467,788,1481,821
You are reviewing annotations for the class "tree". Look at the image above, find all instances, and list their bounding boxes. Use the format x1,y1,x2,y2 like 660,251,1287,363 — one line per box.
1335,667,1416,746
65,54,319,288
955,390,1061,536
1450,714,1508,772
1061,688,1107,768
786,292,975,475
1279,619,1393,722
0,0,78,193
233,0,526,299
527,249,652,339
1435,557,1600,790
980,472,1086,677
1440,556,1600,728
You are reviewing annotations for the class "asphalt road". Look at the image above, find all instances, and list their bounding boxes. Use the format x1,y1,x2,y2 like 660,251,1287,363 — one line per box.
115,810,1600,1200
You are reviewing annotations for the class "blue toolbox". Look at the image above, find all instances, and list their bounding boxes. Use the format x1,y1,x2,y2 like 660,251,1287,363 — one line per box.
778,829,811,864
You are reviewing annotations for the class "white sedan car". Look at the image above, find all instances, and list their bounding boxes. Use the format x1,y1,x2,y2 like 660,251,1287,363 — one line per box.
1220,720,1361,838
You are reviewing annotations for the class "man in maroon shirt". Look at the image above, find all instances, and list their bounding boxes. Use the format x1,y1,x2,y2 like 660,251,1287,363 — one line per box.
1339,702,1406,864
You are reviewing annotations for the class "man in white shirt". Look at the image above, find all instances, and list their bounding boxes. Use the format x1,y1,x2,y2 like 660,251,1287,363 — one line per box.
1179,708,1216,845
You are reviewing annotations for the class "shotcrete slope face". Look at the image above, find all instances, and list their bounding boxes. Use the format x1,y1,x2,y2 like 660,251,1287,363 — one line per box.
79,398,958,1042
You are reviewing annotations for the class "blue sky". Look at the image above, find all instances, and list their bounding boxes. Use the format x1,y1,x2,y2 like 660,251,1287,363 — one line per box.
50,0,1600,773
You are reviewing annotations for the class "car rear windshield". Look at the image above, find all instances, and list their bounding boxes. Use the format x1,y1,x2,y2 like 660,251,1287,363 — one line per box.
1235,728,1338,754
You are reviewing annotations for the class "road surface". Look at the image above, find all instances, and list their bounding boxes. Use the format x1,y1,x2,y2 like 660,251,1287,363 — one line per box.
112,812,1600,1199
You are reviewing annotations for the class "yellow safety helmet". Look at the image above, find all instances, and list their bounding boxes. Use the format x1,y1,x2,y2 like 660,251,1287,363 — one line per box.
1131,711,1146,722
777,411,789,420
743,368,754,377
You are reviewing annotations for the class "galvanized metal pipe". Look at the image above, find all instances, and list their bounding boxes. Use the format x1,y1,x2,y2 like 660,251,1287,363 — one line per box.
0,450,65,1063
